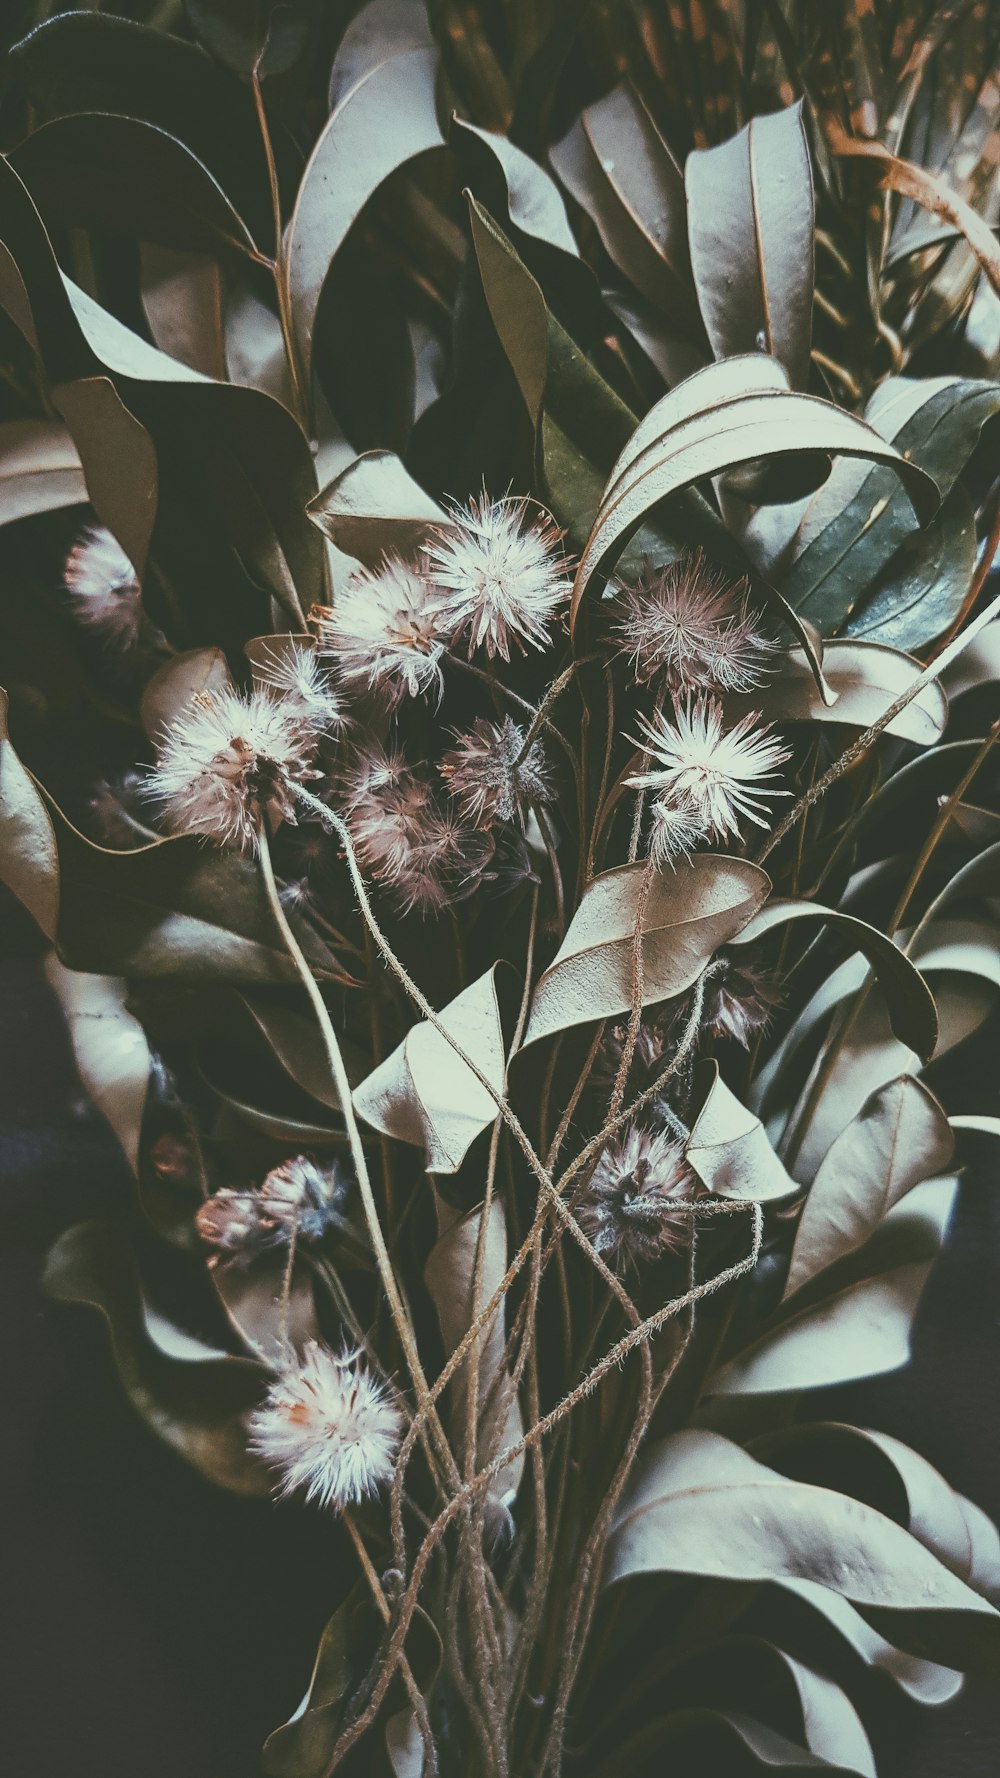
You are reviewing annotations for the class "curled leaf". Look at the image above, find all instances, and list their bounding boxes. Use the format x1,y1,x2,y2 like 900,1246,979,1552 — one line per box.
686,1063,796,1203
523,856,771,1049
354,967,508,1173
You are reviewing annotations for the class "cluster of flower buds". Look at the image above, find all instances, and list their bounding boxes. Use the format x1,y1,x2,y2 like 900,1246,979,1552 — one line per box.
196,1156,349,1264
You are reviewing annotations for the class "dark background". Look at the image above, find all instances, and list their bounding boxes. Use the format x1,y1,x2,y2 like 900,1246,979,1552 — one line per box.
2,889,998,1778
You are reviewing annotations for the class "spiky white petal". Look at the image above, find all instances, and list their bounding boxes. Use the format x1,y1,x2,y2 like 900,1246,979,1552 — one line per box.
577,1126,694,1269
615,553,775,692
628,696,790,842
249,1343,401,1512
439,716,552,829
64,525,142,649
148,686,319,851
316,558,449,705
424,494,569,661
255,644,344,734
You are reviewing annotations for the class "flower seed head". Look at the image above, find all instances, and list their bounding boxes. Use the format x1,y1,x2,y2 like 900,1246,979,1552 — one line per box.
577,1126,695,1269
627,695,790,844
249,1342,402,1512
439,716,552,830
147,685,320,851
424,493,569,661
344,744,490,915
64,525,142,649
315,558,449,706
196,1157,349,1261
255,644,344,735
647,794,707,865
614,552,775,693
700,952,782,1048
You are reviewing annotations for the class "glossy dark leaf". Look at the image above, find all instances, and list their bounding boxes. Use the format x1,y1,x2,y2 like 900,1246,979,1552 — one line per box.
687,103,815,388
726,640,948,747
10,9,292,250
44,954,149,1178
0,418,86,524
186,0,319,80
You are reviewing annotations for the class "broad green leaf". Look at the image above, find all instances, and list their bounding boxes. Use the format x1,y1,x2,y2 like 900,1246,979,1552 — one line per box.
0,418,86,524
141,245,227,382
711,1177,958,1395
140,646,234,740
551,84,699,330
844,484,977,651
425,1194,524,1510
784,1077,954,1300
570,357,938,627
283,47,444,386
781,376,1000,636
731,899,938,1060
605,1429,1000,1671
44,1220,266,1494
51,375,157,582
44,954,149,1177
522,856,771,1049
329,0,435,108
726,640,948,747
306,448,447,568
453,116,580,261
594,1707,859,1775
354,967,507,1173
186,0,318,80
11,113,259,257
687,103,815,389
0,686,58,940
10,9,292,250
685,1062,797,1202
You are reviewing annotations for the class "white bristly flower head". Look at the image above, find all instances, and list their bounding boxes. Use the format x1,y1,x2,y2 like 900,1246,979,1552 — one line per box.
148,686,321,851
315,558,449,706
255,644,344,735
64,524,142,649
614,552,775,692
197,1158,351,1264
249,1342,402,1512
439,716,552,830
647,794,707,866
424,493,570,661
577,1126,695,1270
628,696,790,843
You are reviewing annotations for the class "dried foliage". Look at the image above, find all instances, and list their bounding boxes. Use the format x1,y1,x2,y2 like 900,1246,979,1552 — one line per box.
1,3,999,1776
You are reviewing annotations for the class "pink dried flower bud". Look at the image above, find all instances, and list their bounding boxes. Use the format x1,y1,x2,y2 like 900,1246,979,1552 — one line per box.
63,525,142,649
439,716,552,830
344,744,491,915
614,551,775,693
577,1126,696,1270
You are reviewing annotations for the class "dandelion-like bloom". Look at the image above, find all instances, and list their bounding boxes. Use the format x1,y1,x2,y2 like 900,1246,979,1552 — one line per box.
196,1156,349,1263
249,1343,401,1512
64,525,142,649
255,644,343,735
148,686,320,851
439,716,552,829
424,493,570,661
315,558,449,706
577,1126,695,1269
344,745,490,914
614,553,775,692
628,696,790,844
647,794,706,865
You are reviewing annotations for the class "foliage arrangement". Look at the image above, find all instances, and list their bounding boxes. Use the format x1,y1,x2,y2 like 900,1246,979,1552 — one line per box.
2,3,1000,1775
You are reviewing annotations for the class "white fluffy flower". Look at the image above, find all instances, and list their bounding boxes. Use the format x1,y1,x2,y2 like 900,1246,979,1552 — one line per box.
148,685,320,851
577,1126,695,1269
424,494,569,661
249,1343,401,1512
255,644,343,734
614,553,775,692
64,525,142,648
628,696,790,843
315,558,449,705
197,1157,348,1261
439,716,552,830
